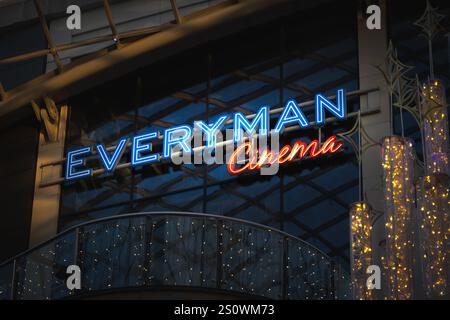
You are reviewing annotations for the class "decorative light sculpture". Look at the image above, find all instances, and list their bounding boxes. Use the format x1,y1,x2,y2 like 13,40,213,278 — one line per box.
420,79,449,175
416,174,450,298
417,80,450,298
382,135,415,299
414,0,445,81
414,1,450,300
350,202,373,300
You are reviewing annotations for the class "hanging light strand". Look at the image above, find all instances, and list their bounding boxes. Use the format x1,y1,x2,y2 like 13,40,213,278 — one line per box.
416,174,450,298
421,79,449,175
382,135,415,299
350,202,373,300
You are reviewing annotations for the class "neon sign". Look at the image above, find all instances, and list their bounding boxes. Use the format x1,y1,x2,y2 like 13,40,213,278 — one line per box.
65,89,347,181
227,135,343,174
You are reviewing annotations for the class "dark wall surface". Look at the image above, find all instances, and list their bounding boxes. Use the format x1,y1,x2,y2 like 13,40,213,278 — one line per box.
0,114,39,262
0,22,45,262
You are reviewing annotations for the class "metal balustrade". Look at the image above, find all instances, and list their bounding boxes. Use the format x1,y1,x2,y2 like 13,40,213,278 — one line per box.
0,212,350,300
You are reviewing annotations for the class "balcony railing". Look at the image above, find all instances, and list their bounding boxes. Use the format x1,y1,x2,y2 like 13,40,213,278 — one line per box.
0,212,350,300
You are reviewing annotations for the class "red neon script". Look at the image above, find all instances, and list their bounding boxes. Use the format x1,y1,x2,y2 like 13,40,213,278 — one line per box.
227,135,343,174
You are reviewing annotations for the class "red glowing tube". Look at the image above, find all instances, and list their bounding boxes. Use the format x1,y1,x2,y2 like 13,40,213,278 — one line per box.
227,135,343,174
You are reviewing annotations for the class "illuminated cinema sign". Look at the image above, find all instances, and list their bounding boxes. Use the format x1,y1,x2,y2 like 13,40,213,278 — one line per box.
65,89,347,181
227,135,343,174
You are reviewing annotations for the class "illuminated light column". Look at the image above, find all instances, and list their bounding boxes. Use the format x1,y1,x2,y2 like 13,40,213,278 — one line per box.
418,79,450,299
381,135,415,299
413,1,449,300
421,79,449,175
350,202,373,300
416,174,450,298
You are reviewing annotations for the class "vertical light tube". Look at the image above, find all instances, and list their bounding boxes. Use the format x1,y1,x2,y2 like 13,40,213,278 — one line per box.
350,202,373,300
419,79,450,298
382,136,415,299
421,79,449,175
416,174,450,298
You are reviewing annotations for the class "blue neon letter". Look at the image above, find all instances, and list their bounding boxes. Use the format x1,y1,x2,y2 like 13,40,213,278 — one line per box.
132,132,158,166
315,89,346,125
195,115,228,148
233,106,269,142
163,125,192,158
65,146,92,180
96,138,128,172
274,100,309,133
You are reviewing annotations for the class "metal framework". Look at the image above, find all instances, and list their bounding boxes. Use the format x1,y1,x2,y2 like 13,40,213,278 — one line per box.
0,0,215,66
1,0,374,264
5,0,446,269
0,0,364,265
0,0,249,112
57,56,368,264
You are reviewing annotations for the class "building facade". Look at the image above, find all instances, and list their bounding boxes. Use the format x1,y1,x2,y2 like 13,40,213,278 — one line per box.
0,0,449,300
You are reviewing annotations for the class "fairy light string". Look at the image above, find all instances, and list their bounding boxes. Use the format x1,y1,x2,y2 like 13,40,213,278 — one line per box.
382,136,415,300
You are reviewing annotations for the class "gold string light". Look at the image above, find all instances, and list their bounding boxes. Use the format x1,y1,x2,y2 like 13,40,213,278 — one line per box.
418,79,450,299
421,79,449,175
416,174,450,298
350,202,373,300
382,135,415,300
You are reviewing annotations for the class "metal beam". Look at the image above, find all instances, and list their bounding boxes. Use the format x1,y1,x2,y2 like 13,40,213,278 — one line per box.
170,0,183,24
0,25,167,65
102,0,122,47
0,0,311,120
33,0,64,72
